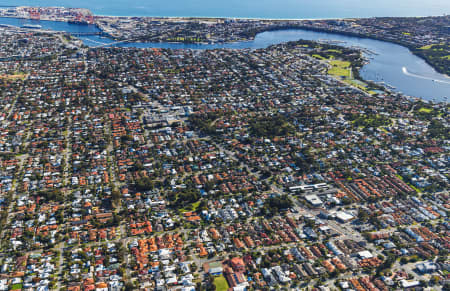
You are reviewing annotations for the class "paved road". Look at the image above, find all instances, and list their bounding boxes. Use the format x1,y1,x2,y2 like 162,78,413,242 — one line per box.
0,84,29,241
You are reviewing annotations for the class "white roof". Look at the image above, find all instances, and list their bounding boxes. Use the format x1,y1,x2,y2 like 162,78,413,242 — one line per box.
358,250,373,259
335,211,354,222
305,194,323,205
400,280,420,288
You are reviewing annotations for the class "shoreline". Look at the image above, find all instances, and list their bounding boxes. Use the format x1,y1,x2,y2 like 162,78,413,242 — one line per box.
87,14,447,20
0,10,448,85
5,6,447,21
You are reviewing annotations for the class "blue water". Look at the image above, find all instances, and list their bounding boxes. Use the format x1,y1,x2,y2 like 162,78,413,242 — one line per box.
0,16,449,102
0,16,100,33
2,0,449,18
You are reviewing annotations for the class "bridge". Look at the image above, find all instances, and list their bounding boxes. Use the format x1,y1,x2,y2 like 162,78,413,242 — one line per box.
91,38,142,48
70,32,107,37
67,32,140,48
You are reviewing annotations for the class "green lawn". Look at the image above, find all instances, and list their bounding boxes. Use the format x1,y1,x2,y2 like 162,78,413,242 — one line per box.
326,49,342,53
396,175,421,193
325,59,379,95
214,275,229,291
179,200,201,213
192,200,201,211
328,60,351,78
312,54,326,60
408,183,422,193
419,44,436,50
418,107,433,113
344,79,366,90
0,72,27,80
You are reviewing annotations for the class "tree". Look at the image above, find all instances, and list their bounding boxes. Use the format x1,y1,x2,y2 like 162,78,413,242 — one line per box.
376,253,396,275
170,188,200,208
357,208,370,222
38,189,64,203
249,114,295,138
111,189,121,203
124,282,134,291
263,195,293,216
134,177,155,191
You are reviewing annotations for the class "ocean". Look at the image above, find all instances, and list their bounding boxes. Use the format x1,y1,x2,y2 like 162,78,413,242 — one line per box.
1,0,449,18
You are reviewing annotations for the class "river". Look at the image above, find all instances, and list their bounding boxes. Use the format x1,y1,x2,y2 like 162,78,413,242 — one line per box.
0,16,449,102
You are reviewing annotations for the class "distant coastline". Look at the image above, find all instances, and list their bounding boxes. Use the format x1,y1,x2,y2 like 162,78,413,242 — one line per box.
3,0,450,18
0,6,448,82
1,5,447,20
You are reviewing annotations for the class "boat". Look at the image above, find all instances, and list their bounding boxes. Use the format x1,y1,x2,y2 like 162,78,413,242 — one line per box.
21,24,42,29
386,84,396,90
